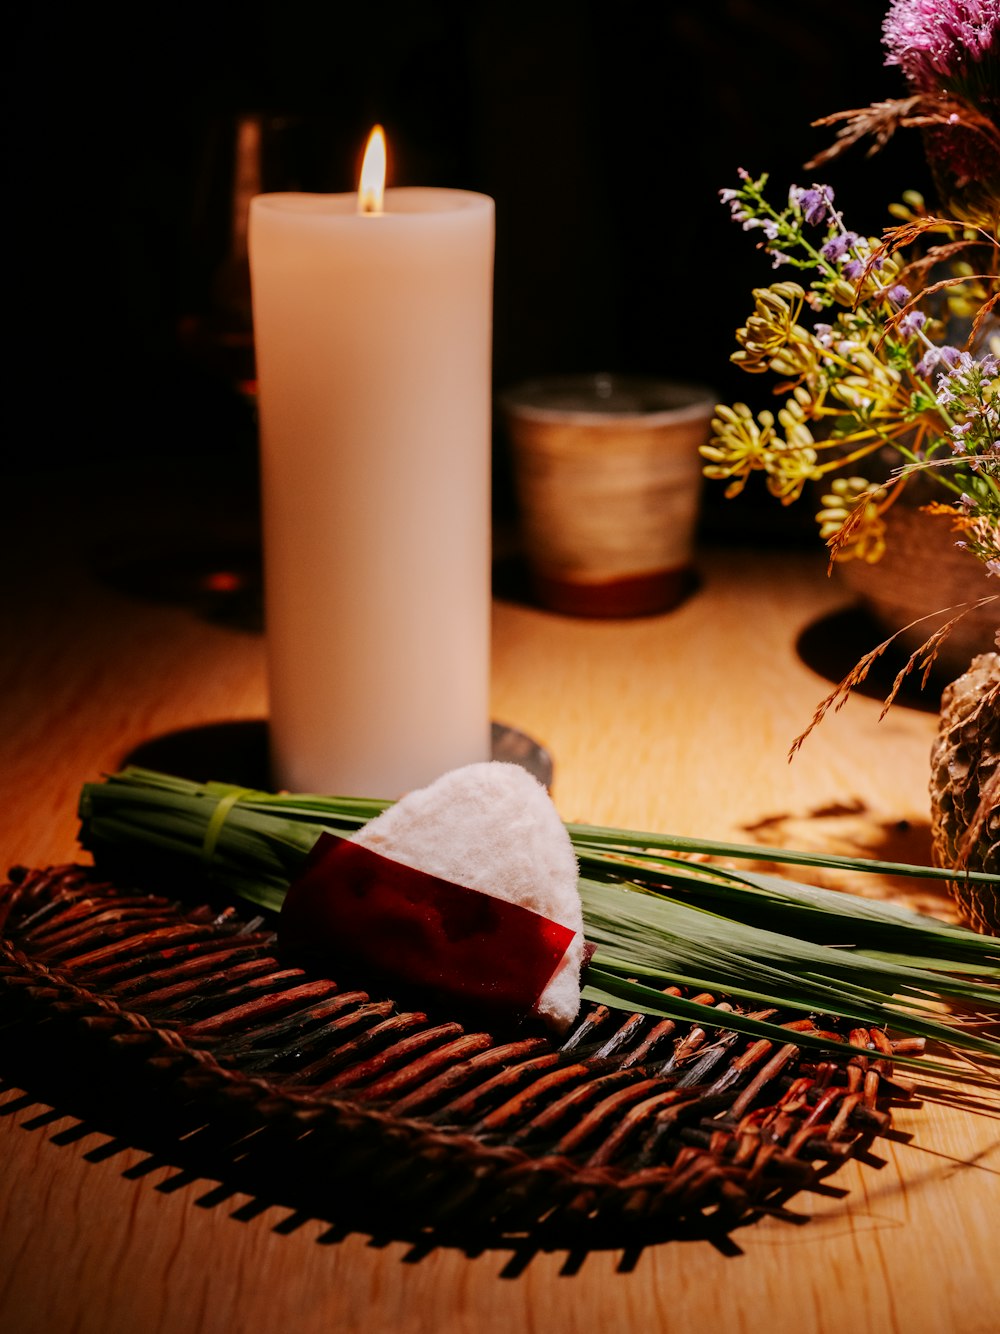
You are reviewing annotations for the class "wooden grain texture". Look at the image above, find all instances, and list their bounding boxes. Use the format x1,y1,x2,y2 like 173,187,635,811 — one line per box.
1,468,997,1334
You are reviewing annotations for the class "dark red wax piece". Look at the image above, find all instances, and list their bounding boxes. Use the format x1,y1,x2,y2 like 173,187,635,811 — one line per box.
279,833,576,1017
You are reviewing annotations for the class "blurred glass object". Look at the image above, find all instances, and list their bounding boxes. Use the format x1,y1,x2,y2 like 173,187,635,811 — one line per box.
178,112,330,402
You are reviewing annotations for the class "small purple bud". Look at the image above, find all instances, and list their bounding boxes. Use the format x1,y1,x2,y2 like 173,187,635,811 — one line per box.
797,188,828,226
820,231,858,262
898,309,926,335
918,345,961,378
917,349,940,377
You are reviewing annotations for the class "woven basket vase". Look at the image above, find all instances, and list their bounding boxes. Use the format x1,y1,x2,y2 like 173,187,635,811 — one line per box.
834,503,997,680
929,652,1000,934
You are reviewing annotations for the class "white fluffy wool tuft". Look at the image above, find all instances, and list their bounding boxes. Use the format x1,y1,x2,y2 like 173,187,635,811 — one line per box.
350,761,583,1031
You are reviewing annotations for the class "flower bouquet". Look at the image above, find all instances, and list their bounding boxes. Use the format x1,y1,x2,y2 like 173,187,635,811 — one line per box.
708,172,998,580
705,2,998,685
703,0,999,915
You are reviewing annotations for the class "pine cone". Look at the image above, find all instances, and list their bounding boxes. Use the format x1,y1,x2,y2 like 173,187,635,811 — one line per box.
929,652,1000,934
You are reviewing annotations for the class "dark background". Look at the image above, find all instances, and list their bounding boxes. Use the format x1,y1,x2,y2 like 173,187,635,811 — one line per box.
4,1,930,534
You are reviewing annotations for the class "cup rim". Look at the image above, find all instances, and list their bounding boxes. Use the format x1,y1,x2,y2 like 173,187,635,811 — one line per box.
498,373,717,425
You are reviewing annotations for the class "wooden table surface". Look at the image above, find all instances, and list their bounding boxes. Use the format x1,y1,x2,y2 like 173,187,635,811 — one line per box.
1,464,997,1334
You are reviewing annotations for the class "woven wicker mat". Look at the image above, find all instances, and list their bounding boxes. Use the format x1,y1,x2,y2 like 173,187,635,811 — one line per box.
0,864,918,1258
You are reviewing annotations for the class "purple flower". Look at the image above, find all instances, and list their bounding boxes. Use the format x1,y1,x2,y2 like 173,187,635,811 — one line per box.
917,344,962,376
951,422,974,449
883,0,1000,90
791,186,833,226
936,349,978,388
898,309,927,334
821,231,859,261
888,284,912,304
843,258,866,280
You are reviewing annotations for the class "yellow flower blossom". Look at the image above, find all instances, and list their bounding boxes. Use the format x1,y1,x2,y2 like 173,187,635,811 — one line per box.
702,403,776,497
816,477,888,563
732,283,808,373
764,400,820,502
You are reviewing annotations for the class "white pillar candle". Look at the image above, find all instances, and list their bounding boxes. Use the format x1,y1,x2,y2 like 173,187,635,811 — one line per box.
248,180,494,798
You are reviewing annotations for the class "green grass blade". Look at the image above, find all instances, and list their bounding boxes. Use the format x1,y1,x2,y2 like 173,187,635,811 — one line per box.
568,823,1000,885
581,968,1000,1069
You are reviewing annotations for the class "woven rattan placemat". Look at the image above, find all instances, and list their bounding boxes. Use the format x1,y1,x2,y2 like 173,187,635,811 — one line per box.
0,864,918,1258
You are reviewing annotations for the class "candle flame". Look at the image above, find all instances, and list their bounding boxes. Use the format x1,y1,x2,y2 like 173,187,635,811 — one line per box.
358,125,387,215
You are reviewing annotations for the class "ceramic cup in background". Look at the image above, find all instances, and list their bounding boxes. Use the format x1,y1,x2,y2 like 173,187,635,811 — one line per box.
500,374,716,617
